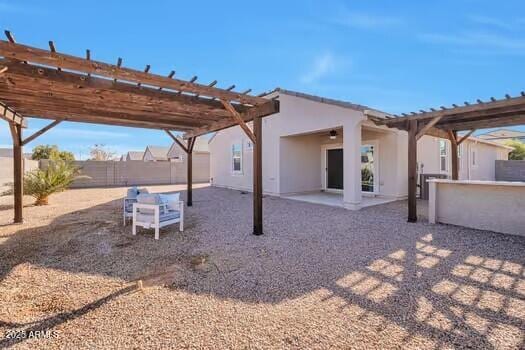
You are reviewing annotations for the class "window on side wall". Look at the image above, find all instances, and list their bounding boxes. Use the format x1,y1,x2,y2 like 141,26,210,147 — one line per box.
471,147,477,167
439,140,448,172
232,143,243,174
458,144,462,171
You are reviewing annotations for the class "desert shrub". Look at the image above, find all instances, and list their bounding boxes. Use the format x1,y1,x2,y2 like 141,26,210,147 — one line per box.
23,160,80,205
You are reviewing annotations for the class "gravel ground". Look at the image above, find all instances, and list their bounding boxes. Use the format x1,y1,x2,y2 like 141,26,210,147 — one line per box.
0,185,524,349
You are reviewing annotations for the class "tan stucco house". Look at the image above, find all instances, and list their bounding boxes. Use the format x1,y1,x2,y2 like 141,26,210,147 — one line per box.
209,89,511,209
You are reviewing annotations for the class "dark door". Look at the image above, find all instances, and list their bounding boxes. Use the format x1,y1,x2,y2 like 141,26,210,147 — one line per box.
327,149,343,190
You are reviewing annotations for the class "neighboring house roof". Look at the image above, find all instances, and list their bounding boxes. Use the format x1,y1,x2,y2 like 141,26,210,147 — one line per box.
477,129,525,142
262,87,372,112
167,137,209,158
143,146,170,161
126,151,145,160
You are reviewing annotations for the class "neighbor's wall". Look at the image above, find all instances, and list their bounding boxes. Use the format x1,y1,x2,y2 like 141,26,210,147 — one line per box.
495,160,525,181
429,180,525,236
40,156,209,188
0,157,39,192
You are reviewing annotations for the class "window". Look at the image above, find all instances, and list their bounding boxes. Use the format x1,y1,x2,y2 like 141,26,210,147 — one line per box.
231,143,243,174
439,140,448,172
472,147,477,167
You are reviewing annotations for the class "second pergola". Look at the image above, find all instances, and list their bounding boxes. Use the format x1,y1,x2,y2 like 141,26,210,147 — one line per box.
0,31,279,235
367,94,525,222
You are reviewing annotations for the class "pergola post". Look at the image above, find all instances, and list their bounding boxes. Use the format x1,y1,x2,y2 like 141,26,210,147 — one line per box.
448,130,459,180
253,116,263,235
408,119,418,223
187,137,195,207
9,123,23,223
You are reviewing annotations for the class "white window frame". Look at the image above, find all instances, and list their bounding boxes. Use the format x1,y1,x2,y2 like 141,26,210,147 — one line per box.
231,142,243,175
439,139,448,173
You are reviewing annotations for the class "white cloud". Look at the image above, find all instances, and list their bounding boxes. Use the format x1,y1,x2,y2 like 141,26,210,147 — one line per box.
468,15,525,31
334,12,403,30
418,32,525,53
300,52,339,84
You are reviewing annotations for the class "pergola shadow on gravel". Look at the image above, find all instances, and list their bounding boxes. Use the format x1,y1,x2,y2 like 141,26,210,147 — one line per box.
0,186,524,348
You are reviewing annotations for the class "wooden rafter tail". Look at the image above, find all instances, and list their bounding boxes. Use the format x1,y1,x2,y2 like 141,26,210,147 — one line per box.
48,41,61,71
137,65,150,87
457,129,476,145
241,89,252,95
159,70,175,90
195,80,218,98
165,129,189,153
0,102,25,126
178,76,198,95
22,119,61,145
86,49,91,77
114,57,122,83
4,30,15,43
0,66,7,75
220,99,256,143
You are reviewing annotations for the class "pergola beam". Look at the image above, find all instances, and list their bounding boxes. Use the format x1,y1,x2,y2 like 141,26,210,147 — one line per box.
0,40,267,105
416,115,443,140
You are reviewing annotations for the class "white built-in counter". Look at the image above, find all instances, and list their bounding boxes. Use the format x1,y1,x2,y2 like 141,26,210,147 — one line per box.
428,179,525,236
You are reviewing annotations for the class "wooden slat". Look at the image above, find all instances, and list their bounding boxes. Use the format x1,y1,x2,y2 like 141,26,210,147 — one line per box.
220,100,256,143
21,119,61,145
376,95,525,126
0,40,267,105
1,60,250,117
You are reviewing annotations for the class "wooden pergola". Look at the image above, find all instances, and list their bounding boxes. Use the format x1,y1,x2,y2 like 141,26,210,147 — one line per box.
0,31,279,234
367,93,525,222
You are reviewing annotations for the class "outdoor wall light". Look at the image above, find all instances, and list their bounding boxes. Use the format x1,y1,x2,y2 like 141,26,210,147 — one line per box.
329,130,337,140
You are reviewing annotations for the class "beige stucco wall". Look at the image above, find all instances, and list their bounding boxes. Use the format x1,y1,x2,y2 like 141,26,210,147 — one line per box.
429,180,525,236
208,93,509,203
417,136,509,181
209,93,367,201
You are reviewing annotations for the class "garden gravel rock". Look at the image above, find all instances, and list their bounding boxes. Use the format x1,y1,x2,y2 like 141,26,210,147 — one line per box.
0,185,524,349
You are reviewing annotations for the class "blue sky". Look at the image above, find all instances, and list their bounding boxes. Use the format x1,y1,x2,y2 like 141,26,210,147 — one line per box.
1,0,524,158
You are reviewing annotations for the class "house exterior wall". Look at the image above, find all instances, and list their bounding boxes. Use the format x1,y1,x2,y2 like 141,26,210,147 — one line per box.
417,136,509,181
209,93,366,198
208,93,510,202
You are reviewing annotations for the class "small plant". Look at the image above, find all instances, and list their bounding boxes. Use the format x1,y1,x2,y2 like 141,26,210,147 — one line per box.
23,160,81,205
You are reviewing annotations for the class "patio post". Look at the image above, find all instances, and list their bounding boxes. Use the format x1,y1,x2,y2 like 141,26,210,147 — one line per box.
187,137,196,207
9,122,23,223
408,119,418,222
448,130,459,180
253,115,263,235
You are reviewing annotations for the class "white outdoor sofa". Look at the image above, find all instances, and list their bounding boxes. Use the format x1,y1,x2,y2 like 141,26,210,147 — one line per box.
132,193,184,240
